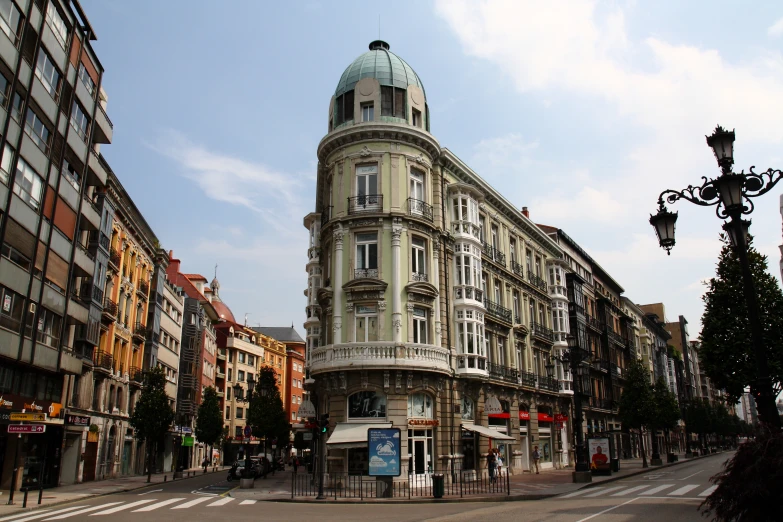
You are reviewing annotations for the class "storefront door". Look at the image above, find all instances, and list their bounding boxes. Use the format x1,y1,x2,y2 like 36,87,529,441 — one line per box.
408,429,433,474
121,441,132,475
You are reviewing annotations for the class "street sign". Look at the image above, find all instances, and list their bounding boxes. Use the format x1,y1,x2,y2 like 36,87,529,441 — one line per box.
182,436,194,447
8,424,46,434
65,414,90,426
368,428,401,477
298,400,316,418
9,413,46,422
303,432,313,441
243,425,252,437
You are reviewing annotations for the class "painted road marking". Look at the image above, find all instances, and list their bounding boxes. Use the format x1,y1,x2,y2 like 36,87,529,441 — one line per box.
133,498,185,512
171,497,211,509
611,485,650,496
138,489,163,495
90,499,157,515
668,484,700,496
699,485,718,497
639,484,675,495
208,497,235,506
584,486,625,497
0,508,80,522
42,503,122,520
0,511,54,522
239,500,257,505
561,488,603,498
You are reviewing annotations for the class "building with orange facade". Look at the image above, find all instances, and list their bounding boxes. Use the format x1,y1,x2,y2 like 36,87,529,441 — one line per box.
253,326,306,428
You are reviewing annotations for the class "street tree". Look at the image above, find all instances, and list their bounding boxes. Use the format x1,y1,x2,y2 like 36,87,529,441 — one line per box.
619,359,654,468
129,366,175,482
247,366,290,461
650,377,680,455
195,386,223,467
699,235,783,404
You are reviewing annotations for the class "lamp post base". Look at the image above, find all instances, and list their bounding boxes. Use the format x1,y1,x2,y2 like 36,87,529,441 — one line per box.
572,471,592,483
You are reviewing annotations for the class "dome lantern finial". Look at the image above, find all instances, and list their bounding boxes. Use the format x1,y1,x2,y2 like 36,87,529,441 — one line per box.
369,40,390,51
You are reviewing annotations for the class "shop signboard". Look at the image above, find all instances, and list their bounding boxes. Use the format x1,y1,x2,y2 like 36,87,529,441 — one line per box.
298,400,316,419
10,413,47,421
65,414,90,426
588,437,611,473
368,428,401,477
484,396,503,415
182,436,194,447
8,424,46,434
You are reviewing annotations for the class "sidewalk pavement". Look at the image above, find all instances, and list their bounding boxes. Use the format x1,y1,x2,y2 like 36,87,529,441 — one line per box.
230,451,727,503
0,466,227,517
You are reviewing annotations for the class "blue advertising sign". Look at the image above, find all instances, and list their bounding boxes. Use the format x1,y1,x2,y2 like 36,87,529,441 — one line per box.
368,428,401,477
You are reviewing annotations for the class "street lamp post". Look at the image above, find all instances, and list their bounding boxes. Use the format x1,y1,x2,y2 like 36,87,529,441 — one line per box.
552,335,593,481
545,358,560,469
649,125,783,429
233,375,256,479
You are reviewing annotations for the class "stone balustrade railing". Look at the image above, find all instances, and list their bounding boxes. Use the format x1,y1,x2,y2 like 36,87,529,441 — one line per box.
309,342,451,374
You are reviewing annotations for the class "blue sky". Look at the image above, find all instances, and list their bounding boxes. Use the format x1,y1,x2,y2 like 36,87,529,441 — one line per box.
81,0,783,336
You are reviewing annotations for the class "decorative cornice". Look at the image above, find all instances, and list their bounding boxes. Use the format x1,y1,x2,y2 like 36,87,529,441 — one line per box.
317,123,440,164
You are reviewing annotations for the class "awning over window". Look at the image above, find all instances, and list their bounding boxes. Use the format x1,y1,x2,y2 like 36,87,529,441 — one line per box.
326,422,392,449
461,423,514,441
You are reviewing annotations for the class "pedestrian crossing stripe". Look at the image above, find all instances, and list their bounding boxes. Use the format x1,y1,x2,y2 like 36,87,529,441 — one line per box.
560,483,716,499
207,497,234,506
171,497,212,509
44,503,123,520
132,498,186,512
239,500,257,505
90,499,157,515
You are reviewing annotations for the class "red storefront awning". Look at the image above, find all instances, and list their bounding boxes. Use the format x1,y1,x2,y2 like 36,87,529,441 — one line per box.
519,411,530,421
539,413,553,422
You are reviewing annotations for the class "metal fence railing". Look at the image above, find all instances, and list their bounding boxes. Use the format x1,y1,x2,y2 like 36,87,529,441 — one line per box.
292,467,510,499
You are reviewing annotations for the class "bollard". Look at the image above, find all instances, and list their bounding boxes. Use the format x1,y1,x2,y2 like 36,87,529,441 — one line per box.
22,489,28,508
164,475,167,482
38,485,43,505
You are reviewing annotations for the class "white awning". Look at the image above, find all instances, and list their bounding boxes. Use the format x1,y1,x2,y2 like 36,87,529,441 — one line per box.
326,422,392,449
461,423,514,441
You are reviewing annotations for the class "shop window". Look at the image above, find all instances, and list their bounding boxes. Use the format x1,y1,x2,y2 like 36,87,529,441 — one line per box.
347,390,386,419
461,396,475,421
408,393,433,418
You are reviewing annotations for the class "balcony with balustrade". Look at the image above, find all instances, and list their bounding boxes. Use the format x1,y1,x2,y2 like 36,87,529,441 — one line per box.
451,220,481,241
519,370,537,388
133,321,147,343
129,366,143,386
93,350,113,375
483,298,512,324
407,198,433,223
455,353,488,378
309,342,451,375
482,241,506,266
347,194,383,214
411,272,428,283
487,362,520,385
605,326,626,347
101,298,118,323
453,285,484,306
585,315,603,332
538,375,560,393
530,321,554,344
527,272,547,293
511,261,524,278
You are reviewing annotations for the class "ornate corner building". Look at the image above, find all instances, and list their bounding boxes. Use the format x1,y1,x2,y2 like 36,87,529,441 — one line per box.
303,41,575,476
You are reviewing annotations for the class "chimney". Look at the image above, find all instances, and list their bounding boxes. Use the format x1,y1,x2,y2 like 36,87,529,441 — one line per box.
167,250,181,276
522,206,529,218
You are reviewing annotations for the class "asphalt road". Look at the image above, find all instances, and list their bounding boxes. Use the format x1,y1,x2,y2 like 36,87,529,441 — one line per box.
0,453,730,522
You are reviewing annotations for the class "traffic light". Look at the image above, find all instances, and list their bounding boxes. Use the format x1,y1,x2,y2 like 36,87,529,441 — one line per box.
319,414,329,434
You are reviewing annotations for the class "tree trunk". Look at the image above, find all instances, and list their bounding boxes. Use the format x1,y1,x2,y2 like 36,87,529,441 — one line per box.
146,439,153,483
639,429,648,468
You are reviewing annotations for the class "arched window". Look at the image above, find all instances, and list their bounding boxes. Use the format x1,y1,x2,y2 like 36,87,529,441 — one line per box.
347,390,386,419
461,396,474,421
408,393,433,418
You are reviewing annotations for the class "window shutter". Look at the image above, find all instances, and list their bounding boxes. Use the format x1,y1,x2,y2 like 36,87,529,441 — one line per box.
4,219,36,259
45,253,69,290
51,134,64,168
35,241,46,273
21,23,38,65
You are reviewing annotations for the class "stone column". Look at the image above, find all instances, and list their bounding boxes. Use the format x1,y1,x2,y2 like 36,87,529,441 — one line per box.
333,226,344,344
391,219,402,343
432,238,442,344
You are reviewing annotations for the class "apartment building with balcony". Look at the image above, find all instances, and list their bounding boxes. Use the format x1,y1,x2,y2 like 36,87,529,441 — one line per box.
252,326,306,427
304,40,571,477
0,0,116,489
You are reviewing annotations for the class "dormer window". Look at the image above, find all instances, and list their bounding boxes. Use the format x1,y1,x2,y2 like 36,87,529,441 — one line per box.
412,109,421,127
361,102,374,122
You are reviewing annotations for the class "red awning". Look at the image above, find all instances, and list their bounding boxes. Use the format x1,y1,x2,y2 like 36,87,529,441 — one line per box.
519,411,530,421
539,413,553,422
554,413,569,422
488,413,510,419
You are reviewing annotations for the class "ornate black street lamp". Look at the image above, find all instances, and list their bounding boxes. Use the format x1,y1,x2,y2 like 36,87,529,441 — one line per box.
551,336,593,478
233,375,258,478
649,125,783,428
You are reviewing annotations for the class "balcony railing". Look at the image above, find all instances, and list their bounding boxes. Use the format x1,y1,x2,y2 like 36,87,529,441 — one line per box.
133,321,147,339
592,358,610,372
138,280,149,296
483,298,512,323
347,194,382,214
407,198,433,223
108,248,121,270
488,362,519,384
482,242,506,266
605,327,625,347
93,350,113,372
519,370,537,388
309,342,450,375
530,321,554,343
411,272,428,282
88,231,111,251
610,363,623,379
354,268,379,279
588,397,615,411
538,376,559,392
129,366,143,384
320,205,332,227
454,285,483,302
585,315,603,331
451,220,481,239
527,272,547,292
511,261,524,278
102,298,118,317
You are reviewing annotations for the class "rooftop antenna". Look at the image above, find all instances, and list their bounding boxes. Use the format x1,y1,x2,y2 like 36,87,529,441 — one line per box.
214,263,218,279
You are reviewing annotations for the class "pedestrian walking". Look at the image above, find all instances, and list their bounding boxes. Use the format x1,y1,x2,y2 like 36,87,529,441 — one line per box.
486,448,498,483
532,445,541,474
202,457,208,473
293,456,299,473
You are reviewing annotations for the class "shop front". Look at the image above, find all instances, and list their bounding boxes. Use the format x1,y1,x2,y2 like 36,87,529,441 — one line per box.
487,400,511,468
517,409,530,471
537,410,553,469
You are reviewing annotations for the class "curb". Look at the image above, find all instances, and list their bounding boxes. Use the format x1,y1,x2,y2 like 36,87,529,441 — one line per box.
0,467,229,514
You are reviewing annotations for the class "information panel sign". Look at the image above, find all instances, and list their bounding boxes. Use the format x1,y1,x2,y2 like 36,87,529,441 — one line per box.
8,424,46,434
368,428,401,477
588,437,611,472
9,413,46,422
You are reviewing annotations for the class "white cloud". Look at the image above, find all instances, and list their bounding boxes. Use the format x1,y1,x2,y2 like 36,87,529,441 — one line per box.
532,186,629,223
769,17,783,37
472,134,539,168
148,129,309,234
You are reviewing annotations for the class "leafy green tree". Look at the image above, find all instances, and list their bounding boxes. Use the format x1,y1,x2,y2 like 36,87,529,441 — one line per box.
619,359,655,468
699,235,783,404
195,387,223,468
247,366,290,460
130,366,175,482
651,377,680,455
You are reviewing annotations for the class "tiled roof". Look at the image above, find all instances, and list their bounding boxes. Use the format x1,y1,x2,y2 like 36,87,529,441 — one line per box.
183,274,208,282
251,326,304,343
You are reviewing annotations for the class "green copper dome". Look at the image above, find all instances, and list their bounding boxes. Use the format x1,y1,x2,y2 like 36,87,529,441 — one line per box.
334,41,426,99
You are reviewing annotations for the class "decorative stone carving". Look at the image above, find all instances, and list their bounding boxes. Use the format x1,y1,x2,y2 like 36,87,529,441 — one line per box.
361,371,368,389
333,319,341,333
345,303,354,313
406,303,415,313
384,371,390,391
395,371,402,392
392,319,401,333
333,227,344,246
360,145,372,157
422,376,428,390
348,218,382,228
339,372,347,391
414,153,425,164
406,372,413,390
378,300,387,311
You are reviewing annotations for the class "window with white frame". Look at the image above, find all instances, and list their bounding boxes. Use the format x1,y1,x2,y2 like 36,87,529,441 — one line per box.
0,0,22,44
361,102,374,122
45,3,68,48
1,143,14,185
509,238,517,266
356,165,378,198
355,305,378,342
409,168,424,203
35,49,61,99
456,309,486,368
13,157,43,210
497,336,506,366
412,307,427,344
411,237,426,279
493,279,501,304
355,232,378,277
529,299,536,326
